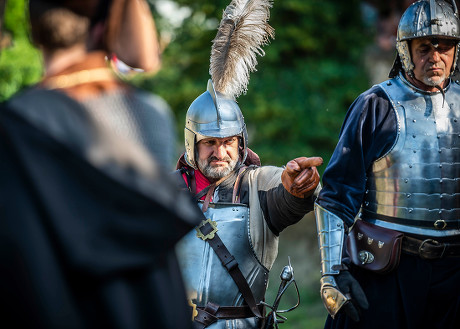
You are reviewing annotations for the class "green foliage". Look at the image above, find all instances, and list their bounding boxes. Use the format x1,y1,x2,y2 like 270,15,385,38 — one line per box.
0,0,42,102
1,0,372,169
137,0,371,169
0,2,373,328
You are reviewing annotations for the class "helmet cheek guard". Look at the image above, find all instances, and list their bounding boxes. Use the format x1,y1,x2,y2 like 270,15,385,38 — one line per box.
396,40,414,77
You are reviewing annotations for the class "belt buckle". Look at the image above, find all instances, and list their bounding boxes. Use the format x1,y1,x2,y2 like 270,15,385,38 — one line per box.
195,218,218,241
418,239,446,259
434,219,447,230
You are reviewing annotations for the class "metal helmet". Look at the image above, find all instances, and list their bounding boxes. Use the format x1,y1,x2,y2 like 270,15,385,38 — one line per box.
184,80,248,169
390,0,460,77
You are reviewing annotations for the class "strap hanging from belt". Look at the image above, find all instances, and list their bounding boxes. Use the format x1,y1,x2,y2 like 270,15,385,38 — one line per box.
196,220,263,319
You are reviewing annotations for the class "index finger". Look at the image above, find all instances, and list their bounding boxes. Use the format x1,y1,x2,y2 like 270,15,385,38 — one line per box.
294,157,323,169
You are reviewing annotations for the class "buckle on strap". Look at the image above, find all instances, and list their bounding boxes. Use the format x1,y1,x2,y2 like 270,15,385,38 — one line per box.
196,218,218,241
193,302,220,327
418,239,447,259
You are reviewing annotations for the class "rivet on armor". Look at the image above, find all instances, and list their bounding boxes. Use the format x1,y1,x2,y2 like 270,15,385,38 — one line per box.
437,135,440,139
438,210,442,214
409,164,412,168
365,190,369,194
434,120,436,124
440,179,443,183
412,134,416,138
404,178,409,183
440,195,443,199
439,164,442,168
397,101,401,104
454,119,458,122
406,193,411,198
438,149,442,153
413,119,416,123
413,150,417,153
365,201,369,206
408,208,413,213
387,82,392,86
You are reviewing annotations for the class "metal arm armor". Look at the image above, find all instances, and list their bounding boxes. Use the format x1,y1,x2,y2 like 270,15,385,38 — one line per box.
314,203,345,276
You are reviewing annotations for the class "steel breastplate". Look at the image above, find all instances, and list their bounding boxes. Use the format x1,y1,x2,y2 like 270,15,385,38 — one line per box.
176,202,268,328
361,75,460,237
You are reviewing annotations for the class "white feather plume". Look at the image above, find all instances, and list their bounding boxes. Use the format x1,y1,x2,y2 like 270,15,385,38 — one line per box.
210,0,274,98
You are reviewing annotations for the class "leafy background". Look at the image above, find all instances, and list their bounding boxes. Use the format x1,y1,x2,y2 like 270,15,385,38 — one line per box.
0,0,404,328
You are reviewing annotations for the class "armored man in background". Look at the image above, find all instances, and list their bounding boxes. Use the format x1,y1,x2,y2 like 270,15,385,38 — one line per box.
174,0,322,328
315,0,460,329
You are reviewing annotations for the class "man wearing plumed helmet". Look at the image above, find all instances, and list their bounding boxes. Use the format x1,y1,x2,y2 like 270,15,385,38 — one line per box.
174,0,323,328
314,0,460,328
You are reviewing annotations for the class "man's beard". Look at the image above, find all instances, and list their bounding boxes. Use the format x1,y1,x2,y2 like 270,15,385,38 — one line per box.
198,156,238,180
423,74,447,87
423,65,447,87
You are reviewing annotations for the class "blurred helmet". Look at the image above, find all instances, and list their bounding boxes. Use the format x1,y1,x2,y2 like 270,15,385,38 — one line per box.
390,0,460,77
184,80,248,169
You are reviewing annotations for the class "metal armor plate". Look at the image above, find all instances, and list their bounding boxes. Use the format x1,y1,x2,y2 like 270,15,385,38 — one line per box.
362,75,460,236
176,202,268,329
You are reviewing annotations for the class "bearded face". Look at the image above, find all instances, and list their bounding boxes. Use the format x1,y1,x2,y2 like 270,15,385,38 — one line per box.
196,136,240,180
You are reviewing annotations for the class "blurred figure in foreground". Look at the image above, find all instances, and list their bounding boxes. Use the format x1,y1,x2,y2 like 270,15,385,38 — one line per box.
315,1,460,328
0,0,202,328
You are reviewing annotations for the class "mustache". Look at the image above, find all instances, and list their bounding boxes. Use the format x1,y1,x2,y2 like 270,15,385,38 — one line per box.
208,155,232,164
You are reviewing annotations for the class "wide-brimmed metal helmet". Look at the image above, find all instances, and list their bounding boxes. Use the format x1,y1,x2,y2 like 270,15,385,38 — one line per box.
390,0,460,78
184,80,248,169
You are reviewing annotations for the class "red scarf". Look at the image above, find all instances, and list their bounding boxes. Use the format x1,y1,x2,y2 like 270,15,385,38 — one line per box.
182,169,211,200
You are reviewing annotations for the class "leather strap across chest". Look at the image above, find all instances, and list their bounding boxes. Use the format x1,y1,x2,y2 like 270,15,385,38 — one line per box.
196,220,262,319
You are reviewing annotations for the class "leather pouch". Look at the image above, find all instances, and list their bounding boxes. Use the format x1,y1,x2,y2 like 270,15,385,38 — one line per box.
346,219,403,274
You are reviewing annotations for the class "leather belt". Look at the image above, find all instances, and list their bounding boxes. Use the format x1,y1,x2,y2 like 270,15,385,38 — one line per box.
361,209,460,230
193,302,264,328
402,236,460,259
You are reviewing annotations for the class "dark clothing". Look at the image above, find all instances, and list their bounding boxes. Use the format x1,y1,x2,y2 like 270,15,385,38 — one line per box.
317,77,460,329
317,86,397,227
0,87,203,329
325,253,460,329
